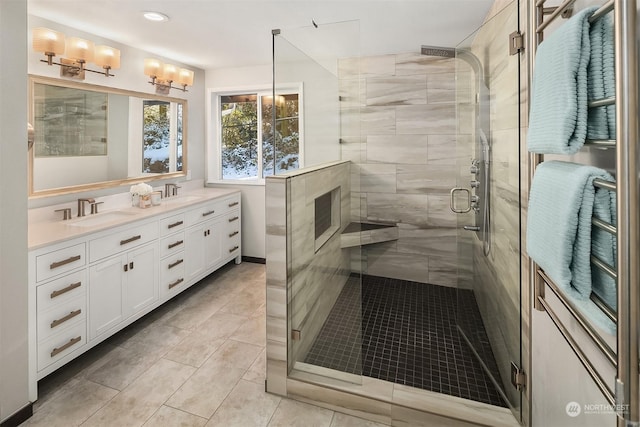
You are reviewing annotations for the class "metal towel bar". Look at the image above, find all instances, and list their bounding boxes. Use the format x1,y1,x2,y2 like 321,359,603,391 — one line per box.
531,0,639,423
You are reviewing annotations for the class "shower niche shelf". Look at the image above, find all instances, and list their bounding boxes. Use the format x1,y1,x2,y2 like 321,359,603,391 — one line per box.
340,221,398,249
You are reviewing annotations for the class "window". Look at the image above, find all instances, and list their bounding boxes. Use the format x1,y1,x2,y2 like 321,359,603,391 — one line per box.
142,100,183,173
213,86,302,181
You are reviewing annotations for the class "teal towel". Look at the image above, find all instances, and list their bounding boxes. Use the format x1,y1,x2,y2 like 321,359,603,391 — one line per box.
527,161,616,333
528,7,598,154
587,11,616,140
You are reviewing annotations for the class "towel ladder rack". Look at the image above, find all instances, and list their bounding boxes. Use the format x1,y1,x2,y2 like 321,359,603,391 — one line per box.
530,0,639,424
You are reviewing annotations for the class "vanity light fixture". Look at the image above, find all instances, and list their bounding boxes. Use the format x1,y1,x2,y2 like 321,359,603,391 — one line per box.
144,58,194,94
32,27,120,80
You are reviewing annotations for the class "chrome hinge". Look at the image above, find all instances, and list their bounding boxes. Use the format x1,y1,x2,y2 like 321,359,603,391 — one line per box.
291,329,301,340
511,362,526,390
509,31,524,56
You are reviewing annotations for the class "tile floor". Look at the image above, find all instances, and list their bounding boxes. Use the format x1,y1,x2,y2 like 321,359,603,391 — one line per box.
22,262,386,427
304,275,506,407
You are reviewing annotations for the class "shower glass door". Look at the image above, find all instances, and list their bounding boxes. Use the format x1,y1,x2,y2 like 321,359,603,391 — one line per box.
455,0,522,418
274,22,364,384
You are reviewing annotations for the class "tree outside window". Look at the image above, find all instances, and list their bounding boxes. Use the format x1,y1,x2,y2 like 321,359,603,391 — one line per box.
220,91,300,180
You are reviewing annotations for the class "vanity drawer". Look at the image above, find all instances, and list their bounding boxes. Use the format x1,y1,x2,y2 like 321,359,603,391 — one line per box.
36,243,86,283
159,213,185,237
89,221,158,262
38,322,86,372
160,232,185,258
37,295,86,343
160,254,186,296
37,270,86,312
185,200,225,226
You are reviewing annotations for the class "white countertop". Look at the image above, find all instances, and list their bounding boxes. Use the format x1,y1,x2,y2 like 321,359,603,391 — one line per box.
28,187,239,250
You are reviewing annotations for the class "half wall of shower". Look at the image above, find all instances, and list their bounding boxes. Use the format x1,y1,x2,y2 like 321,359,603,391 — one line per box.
266,1,522,424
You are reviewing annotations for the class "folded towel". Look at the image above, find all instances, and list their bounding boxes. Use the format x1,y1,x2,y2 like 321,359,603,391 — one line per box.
528,7,598,154
587,11,616,140
527,160,616,333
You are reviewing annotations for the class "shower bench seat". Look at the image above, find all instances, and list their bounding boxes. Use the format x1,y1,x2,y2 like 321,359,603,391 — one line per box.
340,221,398,248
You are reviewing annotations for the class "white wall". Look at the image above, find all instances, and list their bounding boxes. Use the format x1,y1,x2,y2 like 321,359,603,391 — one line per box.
27,15,206,208
0,0,30,422
205,50,342,258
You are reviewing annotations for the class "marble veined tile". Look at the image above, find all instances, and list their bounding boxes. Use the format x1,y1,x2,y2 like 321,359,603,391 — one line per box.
359,163,397,193
366,76,427,106
360,106,396,135
396,164,456,194
365,244,430,284
426,194,457,227
427,73,456,104
396,224,457,258
395,52,455,75
339,55,396,79
366,135,428,165
427,135,465,166
366,193,428,226
396,104,456,135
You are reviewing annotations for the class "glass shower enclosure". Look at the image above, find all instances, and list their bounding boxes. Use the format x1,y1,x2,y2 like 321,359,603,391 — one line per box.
273,0,523,422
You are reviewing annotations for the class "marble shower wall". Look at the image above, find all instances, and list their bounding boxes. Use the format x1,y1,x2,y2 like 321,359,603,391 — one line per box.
338,53,466,287
265,161,352,377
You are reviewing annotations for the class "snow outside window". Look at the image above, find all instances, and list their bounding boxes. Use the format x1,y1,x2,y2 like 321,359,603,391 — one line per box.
219,91,300,180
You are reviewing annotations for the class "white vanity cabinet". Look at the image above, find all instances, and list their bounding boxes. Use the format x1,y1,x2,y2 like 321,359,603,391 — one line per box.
28,189,241,400
184,194,241,284
89,243,158,339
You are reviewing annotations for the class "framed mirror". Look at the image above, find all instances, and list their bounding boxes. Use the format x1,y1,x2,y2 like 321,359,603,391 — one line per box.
28,75,187,197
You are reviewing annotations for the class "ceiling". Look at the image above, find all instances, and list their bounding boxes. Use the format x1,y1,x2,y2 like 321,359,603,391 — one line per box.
28,0,495,71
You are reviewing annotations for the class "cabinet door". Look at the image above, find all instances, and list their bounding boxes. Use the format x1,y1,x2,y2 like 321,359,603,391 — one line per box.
204,219,223,270
185,219,223,283
185,224,207,283
123,244,158,318
89,255,124,339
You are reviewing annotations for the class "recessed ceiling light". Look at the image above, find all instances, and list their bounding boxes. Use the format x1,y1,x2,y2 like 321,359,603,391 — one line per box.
143,12,169,22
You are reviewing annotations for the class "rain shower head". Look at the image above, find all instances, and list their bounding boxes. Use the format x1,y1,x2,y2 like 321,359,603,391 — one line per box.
420,45,455,58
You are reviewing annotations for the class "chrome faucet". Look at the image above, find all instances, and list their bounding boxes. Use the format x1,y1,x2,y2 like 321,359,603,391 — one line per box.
77,198,95,217
164,183,181,198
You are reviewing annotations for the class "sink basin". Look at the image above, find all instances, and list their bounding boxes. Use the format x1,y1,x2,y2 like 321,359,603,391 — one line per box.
163,195,203,204
67,211,139,228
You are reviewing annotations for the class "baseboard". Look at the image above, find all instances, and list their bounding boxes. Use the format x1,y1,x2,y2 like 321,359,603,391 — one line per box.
242,256,266,264
1,403,33,427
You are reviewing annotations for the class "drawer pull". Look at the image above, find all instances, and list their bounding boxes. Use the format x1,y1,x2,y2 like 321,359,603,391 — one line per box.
202,210,216,217
229,231,239,238
228,216,239,223
229,246,239,253
168,240,184,249
120,235,142,246
50,336,81,358
50,309,82,329
168,259,184,269
50,281,82,299
168,220,184,229
168,278,184,289
50,255,81,270
228,201,239,207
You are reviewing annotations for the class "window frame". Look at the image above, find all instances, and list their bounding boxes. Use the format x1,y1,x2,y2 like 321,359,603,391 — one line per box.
207,83,304,185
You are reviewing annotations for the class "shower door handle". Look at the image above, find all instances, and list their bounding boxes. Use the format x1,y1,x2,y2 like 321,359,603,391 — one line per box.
449,188,471,213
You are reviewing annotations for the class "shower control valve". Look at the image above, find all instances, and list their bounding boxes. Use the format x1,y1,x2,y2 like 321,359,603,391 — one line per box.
470,180,480,188
471,195,480,203
470,160,479,174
